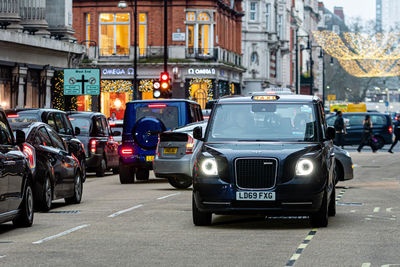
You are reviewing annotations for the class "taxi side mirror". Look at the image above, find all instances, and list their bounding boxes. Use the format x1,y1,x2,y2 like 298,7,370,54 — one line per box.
193,126,204,141
326,127,336,140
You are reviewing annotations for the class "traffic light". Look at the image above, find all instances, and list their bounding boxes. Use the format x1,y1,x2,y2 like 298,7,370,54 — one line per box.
153,72,171,98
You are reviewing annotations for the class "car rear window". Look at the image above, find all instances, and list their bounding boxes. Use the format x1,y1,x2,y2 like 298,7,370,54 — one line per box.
69,117,90,135
7,113,39,123
136,106,179,129
371,115,387,126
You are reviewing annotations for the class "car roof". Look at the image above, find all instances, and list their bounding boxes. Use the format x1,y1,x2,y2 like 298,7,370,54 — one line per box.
9,121,47,132
5,108,66,114
126,99,200,105
216,94,319,104
67,111,105,118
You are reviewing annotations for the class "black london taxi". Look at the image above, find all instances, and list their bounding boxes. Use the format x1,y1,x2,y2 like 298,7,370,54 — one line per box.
191,93,337,227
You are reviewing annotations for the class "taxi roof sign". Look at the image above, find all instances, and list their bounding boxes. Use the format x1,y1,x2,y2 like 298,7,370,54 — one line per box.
252,95,280,101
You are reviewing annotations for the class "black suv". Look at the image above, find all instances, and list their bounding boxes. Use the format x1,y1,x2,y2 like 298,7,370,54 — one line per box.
6,109,86,181
68,112,120,177
192,94,336,227
0,108,34,227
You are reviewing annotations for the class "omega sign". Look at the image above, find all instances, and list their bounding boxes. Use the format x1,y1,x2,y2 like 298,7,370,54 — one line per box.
188,68,216,75
102,68,134,76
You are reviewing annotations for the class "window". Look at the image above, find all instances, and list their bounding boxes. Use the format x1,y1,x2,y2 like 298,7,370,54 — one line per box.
47,127,66,151
186,11,213,56
54,113,67,135
277,15,283,38
266,4,271,31
139,13,147,56
99,13,130,56
136,106,179,130
0,114,13,145
251,52,258,64
69,118,90,135
86,13,91,48
38,127,53,147
93,117,106,136
250,2,258,21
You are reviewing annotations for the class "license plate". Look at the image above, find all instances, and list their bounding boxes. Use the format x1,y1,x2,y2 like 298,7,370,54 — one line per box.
236,191,275,201
163,147,177,154
146,156,155,162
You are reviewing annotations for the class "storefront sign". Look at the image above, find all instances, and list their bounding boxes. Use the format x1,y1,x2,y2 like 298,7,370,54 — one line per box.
172,33,185,41
64,69,100,95
102,67,134,77
188,68,216,75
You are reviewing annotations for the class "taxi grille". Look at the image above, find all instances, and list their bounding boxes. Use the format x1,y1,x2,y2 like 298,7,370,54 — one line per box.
235,158,277,189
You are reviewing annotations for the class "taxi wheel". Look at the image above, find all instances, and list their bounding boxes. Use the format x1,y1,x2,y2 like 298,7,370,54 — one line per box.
310,191,328,227
13,180,34,227
192,194,212,226
328,186,336,217
120,165,135,184
168,176,192,189
96,158,107,177
136,168,149,181
36,176,52,212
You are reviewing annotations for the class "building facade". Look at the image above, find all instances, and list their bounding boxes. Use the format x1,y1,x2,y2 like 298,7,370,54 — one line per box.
378,0,400,32
241,0,294,94
0,0,84,109
72,0,244,118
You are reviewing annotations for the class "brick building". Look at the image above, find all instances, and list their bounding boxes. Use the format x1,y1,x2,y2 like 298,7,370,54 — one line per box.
72,0,244,118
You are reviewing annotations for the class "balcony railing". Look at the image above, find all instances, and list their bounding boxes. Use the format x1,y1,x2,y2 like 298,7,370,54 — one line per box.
185,48,218,61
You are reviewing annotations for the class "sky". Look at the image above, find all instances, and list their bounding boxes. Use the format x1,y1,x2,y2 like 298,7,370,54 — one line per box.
322,0,375,22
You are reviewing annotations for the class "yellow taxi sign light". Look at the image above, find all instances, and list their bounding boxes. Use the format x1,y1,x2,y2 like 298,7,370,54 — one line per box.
252,95,280,101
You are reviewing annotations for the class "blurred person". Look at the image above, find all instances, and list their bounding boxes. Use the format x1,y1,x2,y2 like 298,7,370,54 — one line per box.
357,115,376,153
109,112,117,121
388,115,400,153
334,111,345,148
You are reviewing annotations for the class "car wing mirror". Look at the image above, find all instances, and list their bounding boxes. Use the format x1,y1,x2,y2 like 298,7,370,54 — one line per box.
15,130,25,145
193,126,204,141
75,127,81,135
326,126,336,140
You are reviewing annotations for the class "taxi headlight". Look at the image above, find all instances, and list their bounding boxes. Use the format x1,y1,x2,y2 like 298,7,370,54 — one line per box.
295,159,314,176
200,158,218,176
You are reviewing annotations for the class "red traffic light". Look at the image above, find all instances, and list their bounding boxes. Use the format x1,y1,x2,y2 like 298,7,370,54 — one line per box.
160,72,169,82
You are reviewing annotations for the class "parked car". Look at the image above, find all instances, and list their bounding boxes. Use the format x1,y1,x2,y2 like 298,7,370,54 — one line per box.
191,93,336,227
109,119,123,145
119,99,203,184
326,112,393,149
154,121,207,189
5,109,87,181
10,122,83,211
68,112,120,177
0,108,34,227
333,146,353,184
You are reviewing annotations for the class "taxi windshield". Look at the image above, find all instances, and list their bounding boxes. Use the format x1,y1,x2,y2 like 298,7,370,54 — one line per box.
207,103,318,142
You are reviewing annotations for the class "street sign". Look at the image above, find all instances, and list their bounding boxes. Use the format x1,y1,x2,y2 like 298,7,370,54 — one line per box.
327,94,336,101
64,69,100,95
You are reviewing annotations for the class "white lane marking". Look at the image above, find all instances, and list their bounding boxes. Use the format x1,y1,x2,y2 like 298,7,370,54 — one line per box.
350,210,356,213
386,208,393,212
32,224,90,244
290,254,300,260
157,193,180,200
0,255,6,259
361,263,371,267
366,215,396,221
373,207,380,213
108,204,144,218
298,243,308,249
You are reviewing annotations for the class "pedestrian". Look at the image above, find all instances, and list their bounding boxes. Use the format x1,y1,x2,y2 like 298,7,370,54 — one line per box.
388,115,400,153
334,111,345,148
357,115,377,153
109,112,117,121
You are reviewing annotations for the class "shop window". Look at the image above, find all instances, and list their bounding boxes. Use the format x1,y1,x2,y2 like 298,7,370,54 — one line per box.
188,78,213,109
139,13,147,56
100,80,133,119
99,13,130,56
186,11,213,56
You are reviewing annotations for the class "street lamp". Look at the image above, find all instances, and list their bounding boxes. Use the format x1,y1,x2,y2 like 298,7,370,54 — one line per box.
118,0,137,100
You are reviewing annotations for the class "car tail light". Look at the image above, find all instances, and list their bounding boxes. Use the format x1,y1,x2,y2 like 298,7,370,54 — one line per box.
90,139,97,153
7,114,19,118
155,137,160,156
121,147,133,156
389,125,393,134
148,104,167,108
186,135,195,154
23,144,35,169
